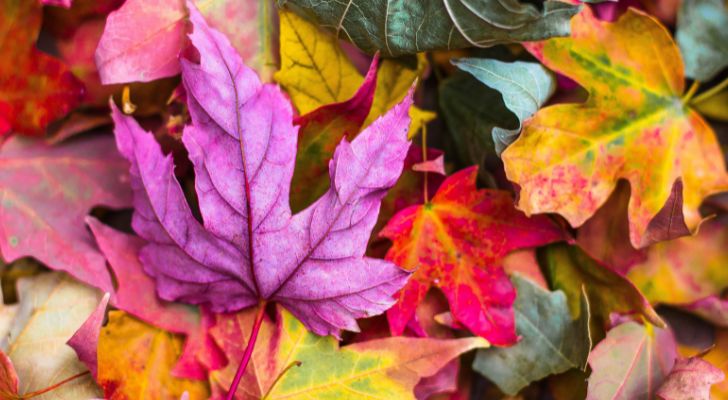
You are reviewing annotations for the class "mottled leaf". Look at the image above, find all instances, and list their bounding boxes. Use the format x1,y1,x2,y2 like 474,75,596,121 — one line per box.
112,6,412,336
503,8,728,248
676,0,728,81
656,356,725,400
626,219,728,305
209,305,488,399
587,321,676,400
1,272,102,399
0,136,131,294
277,0,580,56
97,311,209,399
538,244,663,327
381,167,565,345
0,0,83,135
473,275,591,396
452,58,556,154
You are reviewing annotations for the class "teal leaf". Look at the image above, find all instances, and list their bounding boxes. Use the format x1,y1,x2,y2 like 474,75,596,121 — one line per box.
276,0,580,56
472,274,592,396
676,0,728,81
453,58,556,154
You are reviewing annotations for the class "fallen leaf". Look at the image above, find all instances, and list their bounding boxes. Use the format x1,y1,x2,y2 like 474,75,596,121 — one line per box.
41,0,71,8
576,181,647,274
112,6,412,336
693,88,728,121
97,311,210,399
87,217,220,379
451,58,556,154
681,297,728,328
1,272,102,399
0,351,18,399
95,0,277,84
503,8,728,248
275,9,434,135
626,219,728,305
538,244,663,328
381,166,565,345
412,155,445,175
0,0,83,136
67,292,110,379
276,0,580,56
473,275,591,396
676,0,728,81
656,356,725,400
587,321,676,400
289,55,378,211
209,305,488,399
0,136,131,294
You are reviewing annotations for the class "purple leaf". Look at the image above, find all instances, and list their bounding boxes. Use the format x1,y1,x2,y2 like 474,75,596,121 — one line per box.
111,4,412,337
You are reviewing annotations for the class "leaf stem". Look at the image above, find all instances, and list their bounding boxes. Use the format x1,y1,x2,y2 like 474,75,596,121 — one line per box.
682,81,700,104
261,360,302,399
691,75,728,105
421,123,429,204
21,371,90,399
226,302,267,400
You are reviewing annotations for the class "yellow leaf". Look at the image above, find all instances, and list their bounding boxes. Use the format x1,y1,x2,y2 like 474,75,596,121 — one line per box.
97,311,209,400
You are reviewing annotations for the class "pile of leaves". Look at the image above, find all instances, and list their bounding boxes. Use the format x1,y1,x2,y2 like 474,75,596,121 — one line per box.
1,0,728,399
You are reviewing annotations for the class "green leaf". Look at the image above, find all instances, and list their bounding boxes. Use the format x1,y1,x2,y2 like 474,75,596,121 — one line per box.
472,274,591,396
537,244,663,328
452,58,556,154
676,0,728,81
276,0,580,56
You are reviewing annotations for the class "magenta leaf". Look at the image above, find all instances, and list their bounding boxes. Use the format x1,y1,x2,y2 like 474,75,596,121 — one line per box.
67,292,110,379
111,5,413,337
0,136,131,293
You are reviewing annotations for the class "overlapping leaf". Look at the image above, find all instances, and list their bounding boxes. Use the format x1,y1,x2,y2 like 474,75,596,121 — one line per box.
208,305,488,399
277,0,580,56
0,136,131,294
538,244,663,327
96,0,277,84
626,219,728,305
656,356,725,399
473,275,591,395
275,9,434,136
503,8,728,248
1,273,102,399
0,0,83,136
381,167,565,345
587,322,676,400
97,311,209,399
112,6,412,336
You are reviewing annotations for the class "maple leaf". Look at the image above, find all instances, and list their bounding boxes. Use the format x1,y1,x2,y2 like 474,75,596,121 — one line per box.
111,5,412,337
676,0,728,82
380,166,565,345
1,272,102,398
67,293,110,379
207,305,488,399
0,136,131,295
587,321,677,400
502,7,728,248
0,0,83,136
95,0,277,84
97,311,210,399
